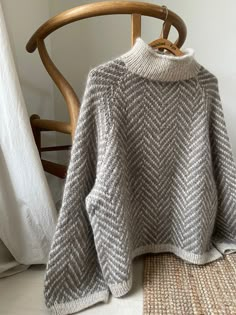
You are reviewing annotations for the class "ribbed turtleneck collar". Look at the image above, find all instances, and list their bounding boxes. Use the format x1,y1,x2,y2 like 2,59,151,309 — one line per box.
120,37,201,81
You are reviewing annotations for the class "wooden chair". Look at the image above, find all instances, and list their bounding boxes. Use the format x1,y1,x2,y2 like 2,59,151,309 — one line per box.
26,1,187,179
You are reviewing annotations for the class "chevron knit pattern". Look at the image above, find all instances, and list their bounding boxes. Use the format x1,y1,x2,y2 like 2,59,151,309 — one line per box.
44,37,236,315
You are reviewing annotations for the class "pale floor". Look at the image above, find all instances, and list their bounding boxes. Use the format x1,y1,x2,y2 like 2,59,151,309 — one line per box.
0,256,144,315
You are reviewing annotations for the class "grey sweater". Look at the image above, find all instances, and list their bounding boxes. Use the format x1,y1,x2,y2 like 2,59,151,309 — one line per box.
44,37,236,315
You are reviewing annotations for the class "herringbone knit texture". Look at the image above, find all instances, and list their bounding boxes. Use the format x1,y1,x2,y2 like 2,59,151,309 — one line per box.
44,37,236,315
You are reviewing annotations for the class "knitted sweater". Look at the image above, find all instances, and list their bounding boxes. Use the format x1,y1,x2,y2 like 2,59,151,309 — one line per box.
44,37,236,315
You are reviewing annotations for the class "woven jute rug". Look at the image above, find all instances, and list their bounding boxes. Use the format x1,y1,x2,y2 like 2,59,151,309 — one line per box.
143,252,236,315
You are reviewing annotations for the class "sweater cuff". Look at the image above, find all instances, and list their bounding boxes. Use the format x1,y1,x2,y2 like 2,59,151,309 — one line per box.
51,290,110,315
212,239,236,255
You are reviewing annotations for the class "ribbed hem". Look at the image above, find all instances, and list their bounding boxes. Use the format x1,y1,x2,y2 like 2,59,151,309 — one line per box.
120,37,201,82
108,243,225,297
132,243,224,265
51,290,110,315
109,272,133,297
48,242,236,313
212,240,236,255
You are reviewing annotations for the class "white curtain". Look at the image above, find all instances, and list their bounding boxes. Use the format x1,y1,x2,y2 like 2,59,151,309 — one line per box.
0,3,57,277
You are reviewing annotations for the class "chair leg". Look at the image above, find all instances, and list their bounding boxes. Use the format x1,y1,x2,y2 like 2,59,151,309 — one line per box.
30,114,41,157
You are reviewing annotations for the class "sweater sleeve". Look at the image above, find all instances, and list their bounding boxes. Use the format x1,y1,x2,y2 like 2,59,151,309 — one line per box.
44,71,110,315
209,77,236,252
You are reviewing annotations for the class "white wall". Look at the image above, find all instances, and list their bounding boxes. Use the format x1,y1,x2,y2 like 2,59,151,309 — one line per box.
49,0,236,158
48,0,131,165
155,0,236,155
2,0,236,202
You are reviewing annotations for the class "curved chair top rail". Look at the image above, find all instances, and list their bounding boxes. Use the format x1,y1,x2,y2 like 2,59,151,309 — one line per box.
26,1,187,139
26,1,187,53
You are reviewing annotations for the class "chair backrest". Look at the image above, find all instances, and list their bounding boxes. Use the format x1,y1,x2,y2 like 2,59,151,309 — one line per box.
26,1,187,139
